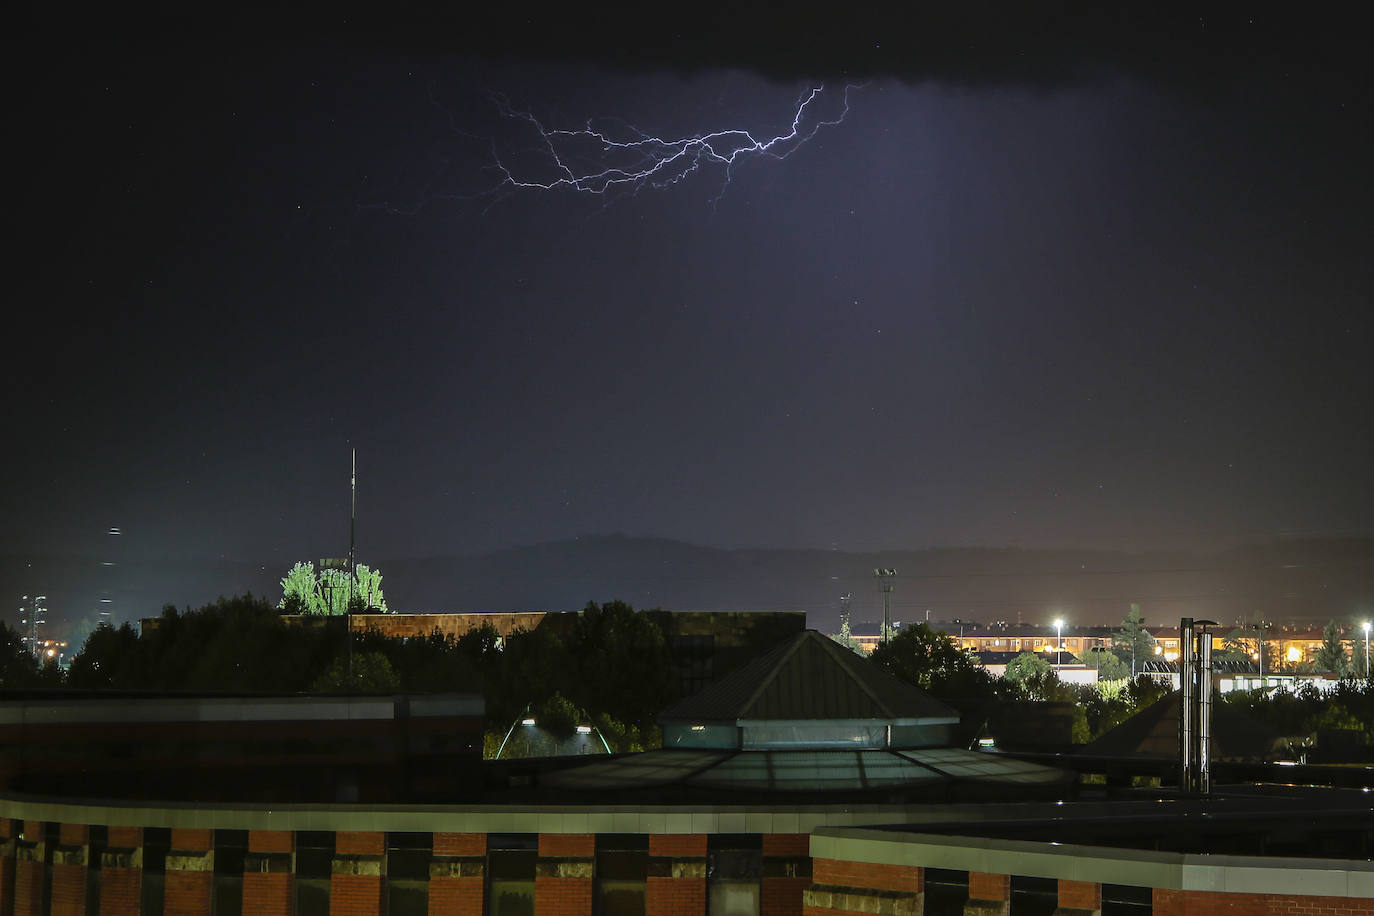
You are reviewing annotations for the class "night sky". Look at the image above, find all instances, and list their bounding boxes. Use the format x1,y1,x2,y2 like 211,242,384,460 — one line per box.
8,8,1373,621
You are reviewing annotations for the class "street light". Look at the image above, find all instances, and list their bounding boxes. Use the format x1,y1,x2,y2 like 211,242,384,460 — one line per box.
1053,618,1064,668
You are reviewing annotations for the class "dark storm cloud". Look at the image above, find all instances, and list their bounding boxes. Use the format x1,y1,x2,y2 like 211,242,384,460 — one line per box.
28,4,1366,90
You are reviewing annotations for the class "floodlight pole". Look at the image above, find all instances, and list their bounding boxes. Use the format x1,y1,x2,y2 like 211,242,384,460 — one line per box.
874,569,896,644
346,448,356,687
1357,620,1368,683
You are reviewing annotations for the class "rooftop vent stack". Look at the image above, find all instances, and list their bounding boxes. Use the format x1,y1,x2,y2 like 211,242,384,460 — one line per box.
1179,617,1195,792
1194,619,1217,795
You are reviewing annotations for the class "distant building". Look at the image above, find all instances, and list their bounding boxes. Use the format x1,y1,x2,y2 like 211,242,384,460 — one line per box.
16,595,46,657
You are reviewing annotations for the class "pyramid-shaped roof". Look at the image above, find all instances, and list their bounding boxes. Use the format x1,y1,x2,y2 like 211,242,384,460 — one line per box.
659,630,958,724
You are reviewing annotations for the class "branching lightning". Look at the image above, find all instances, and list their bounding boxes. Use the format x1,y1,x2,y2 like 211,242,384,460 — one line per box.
482,84,858,203
358,83,862,216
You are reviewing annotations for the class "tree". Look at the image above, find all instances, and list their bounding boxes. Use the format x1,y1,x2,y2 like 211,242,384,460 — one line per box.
1314,620,1350,677
278,561,388,615
1004,652,1051,687
279,561,323,614
353,565,388,613
65,623,141,689
0,621,40,687
829,619,864,655
310,650,401,692
566,601,675,727
1077,647,1129,681
869,623,997,700
1113,604,1156,677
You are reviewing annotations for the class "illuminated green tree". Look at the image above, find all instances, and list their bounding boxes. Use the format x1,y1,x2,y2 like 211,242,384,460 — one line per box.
278,561,388,615
279,561,325,614
353,565,388,612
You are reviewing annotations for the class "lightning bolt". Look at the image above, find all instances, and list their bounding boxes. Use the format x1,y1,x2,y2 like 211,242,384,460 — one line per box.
476,83,861,206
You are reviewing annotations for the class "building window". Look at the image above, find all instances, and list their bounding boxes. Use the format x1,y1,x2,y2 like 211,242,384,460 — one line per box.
596,835,647,916
141,827,170,916
294,832,334,916
387,833,431,916
213,829,247,916
708,836,761,916
488,836,537,916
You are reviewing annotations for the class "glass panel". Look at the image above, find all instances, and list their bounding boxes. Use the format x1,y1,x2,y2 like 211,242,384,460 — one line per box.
213,875,243,916
388,880,428,916
741,724,886,749
490,849,536,916
664,724,738,748
490,881,535,916
295,877,330,916
709,882,759,916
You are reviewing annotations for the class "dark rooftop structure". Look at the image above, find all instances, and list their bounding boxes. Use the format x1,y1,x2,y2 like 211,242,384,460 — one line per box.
659,629,958,746
1080,690,1282,762
537,631,1065,798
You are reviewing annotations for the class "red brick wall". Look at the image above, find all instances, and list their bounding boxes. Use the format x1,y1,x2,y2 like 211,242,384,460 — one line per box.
762,834,810,857
164,870,213,916
812,859,922,894
244,873,294,916
333,831,385,916
431,832,486,916
435,833,487,856
170,828,212,852
249,830,294,854
49,823,90,916
536,834,594,916
647,874,706,916
1153,888,1374,915
0,849,11,916
539,834,595,858
50,861,86,916
100,826,142,916
1059,879,1101,910
108,826,142,849
12,822,44,916
100,865,142,916
535,875,593,916
762,877,810,916
647,834,707,916
164,828,214,916
649,835,707,857
968,872,1010,902
332,873,384,916
336,832,385,856
58,824,88,846
429,874,484,916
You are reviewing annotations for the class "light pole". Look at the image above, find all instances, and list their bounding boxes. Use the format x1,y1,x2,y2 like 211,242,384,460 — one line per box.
874,569,896,644
1364,621,1371,681
1053,618,1064,669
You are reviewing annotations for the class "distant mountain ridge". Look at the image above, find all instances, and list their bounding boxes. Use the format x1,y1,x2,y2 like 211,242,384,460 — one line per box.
6,534,1373,641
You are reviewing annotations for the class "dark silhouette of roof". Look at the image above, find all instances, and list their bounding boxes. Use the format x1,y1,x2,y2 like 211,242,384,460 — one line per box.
659,630,958,724
1081,691,1281,761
